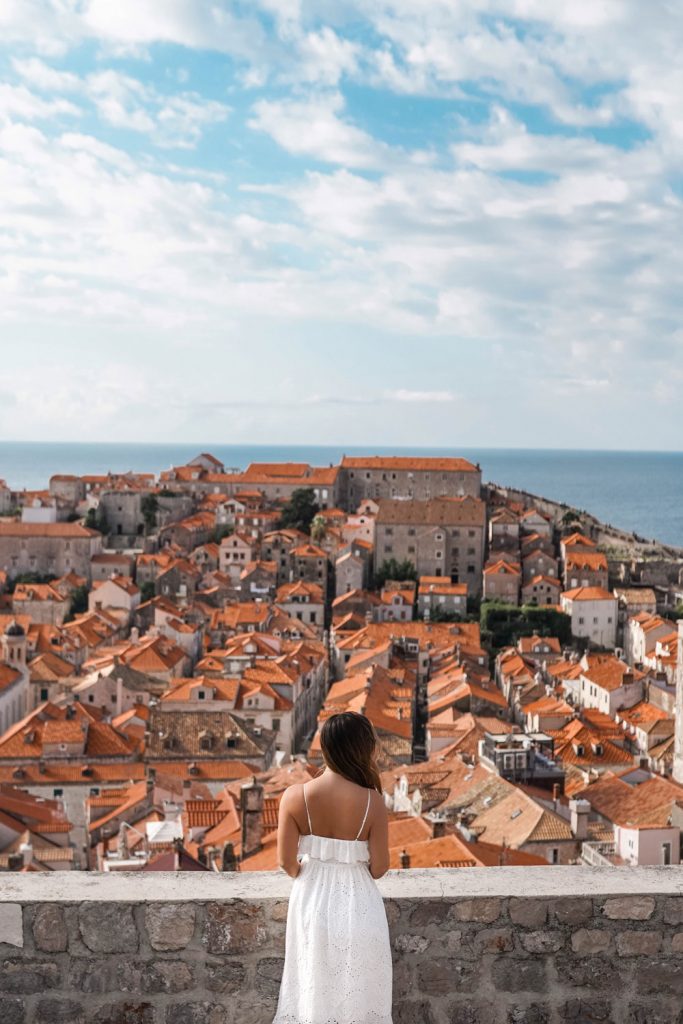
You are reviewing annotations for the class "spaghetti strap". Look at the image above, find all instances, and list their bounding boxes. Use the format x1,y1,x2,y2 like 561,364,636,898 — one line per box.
302,782,313,835
355,789,372,841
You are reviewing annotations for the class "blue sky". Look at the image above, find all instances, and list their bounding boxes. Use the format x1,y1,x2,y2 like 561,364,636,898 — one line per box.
0,0,681,448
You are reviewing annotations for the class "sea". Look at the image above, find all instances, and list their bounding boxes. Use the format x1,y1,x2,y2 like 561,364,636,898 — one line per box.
1,442,682,549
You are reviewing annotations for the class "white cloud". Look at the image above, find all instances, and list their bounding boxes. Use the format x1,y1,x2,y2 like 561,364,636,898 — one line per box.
386,389,456,402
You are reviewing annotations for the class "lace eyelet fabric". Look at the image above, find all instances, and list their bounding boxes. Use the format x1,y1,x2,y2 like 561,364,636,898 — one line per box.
273,791,393,1024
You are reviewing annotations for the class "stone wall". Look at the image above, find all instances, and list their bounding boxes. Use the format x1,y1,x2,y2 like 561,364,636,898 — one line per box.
1,868,683,1024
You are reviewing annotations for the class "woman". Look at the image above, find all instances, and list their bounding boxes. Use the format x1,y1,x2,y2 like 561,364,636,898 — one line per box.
273,711,393,1024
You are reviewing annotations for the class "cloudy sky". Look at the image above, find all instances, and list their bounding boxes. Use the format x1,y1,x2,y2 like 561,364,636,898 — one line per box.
1,1,681,448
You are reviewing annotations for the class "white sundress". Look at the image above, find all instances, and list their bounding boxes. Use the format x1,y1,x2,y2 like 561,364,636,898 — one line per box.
273,783,393,1024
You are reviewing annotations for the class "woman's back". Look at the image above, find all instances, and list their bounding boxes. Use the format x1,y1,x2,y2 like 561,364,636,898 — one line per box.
297,772,374,841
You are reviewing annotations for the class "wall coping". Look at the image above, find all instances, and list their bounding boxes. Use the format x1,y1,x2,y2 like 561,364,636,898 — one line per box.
1,865,682,903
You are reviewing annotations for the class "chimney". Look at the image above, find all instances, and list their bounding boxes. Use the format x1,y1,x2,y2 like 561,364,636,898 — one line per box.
7,852,24,871
569,798,590,841
431,818,446,839
399,849,411,869
552,783,560,809
240,776,264,860
222,842,238,872
115,675,124,717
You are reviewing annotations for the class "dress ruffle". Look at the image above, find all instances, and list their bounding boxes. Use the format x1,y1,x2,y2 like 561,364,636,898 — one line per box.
298,834,370,864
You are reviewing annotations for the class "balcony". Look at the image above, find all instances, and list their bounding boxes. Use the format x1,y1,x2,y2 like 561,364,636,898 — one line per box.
1,867,682,1023
581,841,620,868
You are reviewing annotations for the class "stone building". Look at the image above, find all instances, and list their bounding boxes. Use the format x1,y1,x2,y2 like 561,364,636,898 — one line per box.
338,456,481,509
0,522,102,581
674,618,683,784
374,497,486,595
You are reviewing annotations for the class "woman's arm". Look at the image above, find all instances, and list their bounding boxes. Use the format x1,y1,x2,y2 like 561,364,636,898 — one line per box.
277,785,302,878
367,792,390,879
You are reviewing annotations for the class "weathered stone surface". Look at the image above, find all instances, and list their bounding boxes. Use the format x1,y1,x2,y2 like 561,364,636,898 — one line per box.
394,933,429,954
93,1004,156,1024
509,899,548,928
254,957,284,997
634,957,683,995
446,1005,481,1024
0,905,23,949
384,900,402,926
0,959,60,994
627,1004,681,1024
410,901,450,926
205,959,246,994
145,904,196,952
663,898,683,926
0,997,25,1024
452,898,501,923
520,930,564,954
474,927,514,954
671,933,683,954
395,1001,436,1024
270,901,289,923
36,999,84,1024
166,1005,229,1024
616,930,662,956
507,1005,550,1024
555,958,622,992
79,904,138,954
32,906,67,953
602,896,655,921
69,957,194,995
571,929,612,955
491,957,547,993
417,957,479,994
560,998,613,1022
552,898,593,926
204,902,267,954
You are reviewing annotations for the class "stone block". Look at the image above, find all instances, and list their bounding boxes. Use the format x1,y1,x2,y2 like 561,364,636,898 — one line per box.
204,901,267,954
36,999,85,1024
0,959,60,994
69,957,194,995
615,930,662,956
507,1006,550,1024
570,929,612,955
446,1005,481,1024
634,958,683,995
560,998,613,1022
254,957,284,997
32,905,67,953
602,896,655,921
79,904,138,953
94,1004,157,1024
509,899,548,928
384,900,402,926
394,933,429,954
474,927,514,954
520,930,564,954
671,933,683,954
555,958,622,992
663,898,683,926
0,905,22,949
0,997,25,1024
395,1001,436,1024
491,957,547,993
417,957,479,994
145,904,196,952
452,898,501,923
409,901,450,926
552,898,593,926
628,1004,682,1024
166,1005,229,1024
205,959,246,994
270,901,289,923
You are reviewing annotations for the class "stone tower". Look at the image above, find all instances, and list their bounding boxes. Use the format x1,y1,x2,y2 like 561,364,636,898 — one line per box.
674,619,683,784
240,776,264,860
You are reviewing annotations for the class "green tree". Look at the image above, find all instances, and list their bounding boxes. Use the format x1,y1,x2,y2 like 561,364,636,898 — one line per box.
141,494,159,533
140,581,156,603
480,600,572,651
310,514,327,543
85,507,108,534
277,488,319,534
69,584,89,617
210,524,234,544
374,559,417,588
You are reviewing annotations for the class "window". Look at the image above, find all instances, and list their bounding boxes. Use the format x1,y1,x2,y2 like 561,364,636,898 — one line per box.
272,719,281,732
662,842,672,866
467,547,475,555
436,551,442,559
436,533,443,542
385,527,393,536
467,564,475,573
408,528,415,537
408,545,415,554
198,691,205,700
468,530,475,538
550,848,559,864
40,688,49,702
503,753,514,769
384,545,393,554
578,617,585,625
53,788,63,797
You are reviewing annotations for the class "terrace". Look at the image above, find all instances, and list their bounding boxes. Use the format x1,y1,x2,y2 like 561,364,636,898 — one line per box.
1,866,683,1023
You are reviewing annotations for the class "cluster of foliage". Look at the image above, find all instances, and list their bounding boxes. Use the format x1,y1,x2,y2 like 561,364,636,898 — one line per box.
374,559,417,588
277,488,319,534
210,525,234,544
310,514,327,543
68,584,89,618
480,600,572,650
6,572,57,594
158,488,176,498
141,494,160,533
140,581,156,603
85,507,109,534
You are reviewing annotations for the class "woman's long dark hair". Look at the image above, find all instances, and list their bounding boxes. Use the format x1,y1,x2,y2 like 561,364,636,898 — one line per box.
320,712,382,792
